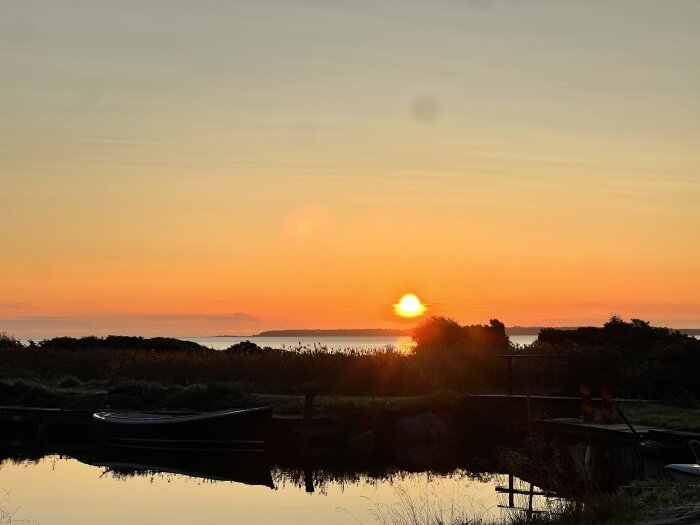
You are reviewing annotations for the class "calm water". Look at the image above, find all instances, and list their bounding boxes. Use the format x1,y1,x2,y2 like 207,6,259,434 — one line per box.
183,335,540,352
0,454,558,525
184,335,417,352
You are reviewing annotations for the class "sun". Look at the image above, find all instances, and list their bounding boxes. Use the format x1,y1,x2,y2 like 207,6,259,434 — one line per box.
394,293,427,318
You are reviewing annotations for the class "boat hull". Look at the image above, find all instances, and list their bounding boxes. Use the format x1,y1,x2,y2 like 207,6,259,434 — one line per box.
665,463,700,481
94,407,272,451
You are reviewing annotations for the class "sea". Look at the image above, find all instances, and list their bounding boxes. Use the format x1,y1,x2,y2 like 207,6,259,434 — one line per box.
182,334,540,352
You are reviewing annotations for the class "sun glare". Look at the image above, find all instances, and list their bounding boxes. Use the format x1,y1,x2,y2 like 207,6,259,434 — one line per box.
394,293,427,318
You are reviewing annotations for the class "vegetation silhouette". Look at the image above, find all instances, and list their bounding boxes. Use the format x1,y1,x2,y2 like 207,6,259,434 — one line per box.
0,316,698,409
411,316,509,390
518,316,700,397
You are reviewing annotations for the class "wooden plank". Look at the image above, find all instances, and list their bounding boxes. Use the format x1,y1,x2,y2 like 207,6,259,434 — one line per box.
495,486,555,497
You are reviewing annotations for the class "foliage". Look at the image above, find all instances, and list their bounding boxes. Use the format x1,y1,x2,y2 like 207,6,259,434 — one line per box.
0,339,423,399
0,333,22,350
410,317,509,391
1,317,699,402
516,316,700,397
412,317,509,356
38,335,202,352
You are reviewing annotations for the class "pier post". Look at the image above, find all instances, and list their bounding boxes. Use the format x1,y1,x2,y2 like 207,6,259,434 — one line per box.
303,393,315,421
508,474,514,508
304,468,314,493
601,387,613,424
507,356,513,395
580,384,593,422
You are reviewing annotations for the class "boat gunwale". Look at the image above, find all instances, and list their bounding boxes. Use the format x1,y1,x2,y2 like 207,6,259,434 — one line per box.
665,463,700,474
93,406,272,425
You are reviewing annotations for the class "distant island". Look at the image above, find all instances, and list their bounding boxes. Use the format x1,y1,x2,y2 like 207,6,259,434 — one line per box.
233,326,700,337
255,327,595,337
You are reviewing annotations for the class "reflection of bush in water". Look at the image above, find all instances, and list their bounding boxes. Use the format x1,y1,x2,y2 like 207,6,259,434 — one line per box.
271,467,495,496
98,467,219,486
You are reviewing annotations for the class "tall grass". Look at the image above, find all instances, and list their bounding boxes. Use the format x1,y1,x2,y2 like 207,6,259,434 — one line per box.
372,480,700,525
370,485,481,525
0,340,498,397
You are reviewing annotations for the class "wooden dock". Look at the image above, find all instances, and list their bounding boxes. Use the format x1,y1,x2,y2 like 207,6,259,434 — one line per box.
534,417,700,444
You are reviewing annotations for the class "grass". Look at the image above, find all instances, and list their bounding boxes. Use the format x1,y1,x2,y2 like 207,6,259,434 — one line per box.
511,480,700,525
372,480,700,525
0,376,252,411
0,343,433,396
0,374,464,414
620,401,700,433
251,390,467,416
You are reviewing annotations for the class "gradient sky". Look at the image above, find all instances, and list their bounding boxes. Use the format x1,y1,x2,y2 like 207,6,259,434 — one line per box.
1,1,699,337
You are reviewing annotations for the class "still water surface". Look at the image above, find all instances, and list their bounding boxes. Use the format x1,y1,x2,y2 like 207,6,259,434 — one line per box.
0,455,555,525
184,335,539,352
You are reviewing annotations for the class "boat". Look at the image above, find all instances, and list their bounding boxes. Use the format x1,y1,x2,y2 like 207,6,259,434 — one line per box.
665,463,700,480
93,406,272,451
665,440,700,481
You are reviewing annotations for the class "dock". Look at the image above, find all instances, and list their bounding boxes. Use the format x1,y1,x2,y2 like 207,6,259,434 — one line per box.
534,417,658,443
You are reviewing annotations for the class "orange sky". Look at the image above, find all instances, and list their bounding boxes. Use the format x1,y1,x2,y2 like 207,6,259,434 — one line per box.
1,1,699,337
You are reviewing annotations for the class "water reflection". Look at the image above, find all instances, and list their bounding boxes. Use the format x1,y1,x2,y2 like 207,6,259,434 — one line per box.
0,440,563,525
78,449,274,488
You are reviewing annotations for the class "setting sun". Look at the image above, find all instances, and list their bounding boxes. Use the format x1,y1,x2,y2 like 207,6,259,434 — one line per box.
394,293,427,318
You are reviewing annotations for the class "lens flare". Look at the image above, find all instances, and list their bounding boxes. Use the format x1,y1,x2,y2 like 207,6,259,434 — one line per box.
394,293,427,318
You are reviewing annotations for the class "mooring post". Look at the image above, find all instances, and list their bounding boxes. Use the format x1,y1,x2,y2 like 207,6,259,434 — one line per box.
527,482,535,519
507,356,513,395
601,387,613,424
508,473,514,508
303,393,315,421
304,468,314,493
580,384,593,422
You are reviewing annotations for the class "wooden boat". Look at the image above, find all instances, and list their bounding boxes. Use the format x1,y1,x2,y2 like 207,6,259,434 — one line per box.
93,406,272,451
665,440,700,481
665,463,700,480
